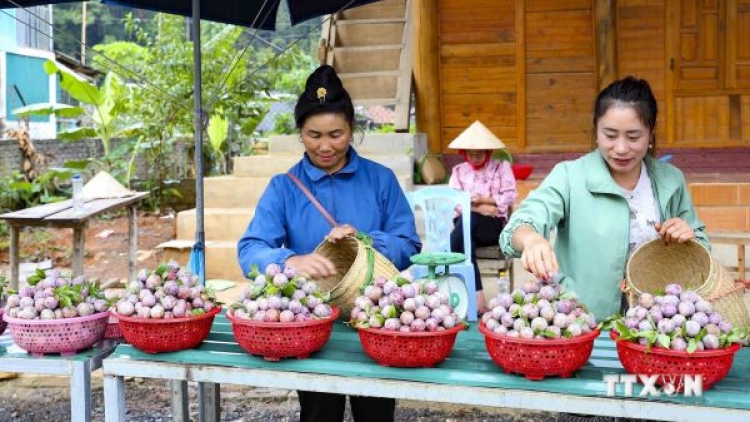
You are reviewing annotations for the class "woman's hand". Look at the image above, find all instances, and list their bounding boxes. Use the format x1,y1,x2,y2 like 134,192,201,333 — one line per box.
655,218,695,245
285,253,337,278
326,223,357,243
514,227,559,281
472,203,498,217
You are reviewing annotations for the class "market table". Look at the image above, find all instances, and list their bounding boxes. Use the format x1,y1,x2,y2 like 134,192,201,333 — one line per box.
102,315,750,422
0,332,117,422
0,192,149,290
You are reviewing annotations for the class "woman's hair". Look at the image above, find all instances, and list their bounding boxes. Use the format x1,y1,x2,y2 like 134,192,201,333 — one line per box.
294,65,355,129
593,76,658,153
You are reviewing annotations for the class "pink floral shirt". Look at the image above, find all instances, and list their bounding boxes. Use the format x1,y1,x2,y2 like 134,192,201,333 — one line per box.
449,159,517,219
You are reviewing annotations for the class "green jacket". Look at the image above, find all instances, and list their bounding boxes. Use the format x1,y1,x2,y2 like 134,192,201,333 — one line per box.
499,151,709,320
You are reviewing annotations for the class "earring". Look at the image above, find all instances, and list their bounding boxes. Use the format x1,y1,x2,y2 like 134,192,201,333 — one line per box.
298,135,304,144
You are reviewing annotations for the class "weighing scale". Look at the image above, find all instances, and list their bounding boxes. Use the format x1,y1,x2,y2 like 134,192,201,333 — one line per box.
409,251,470,319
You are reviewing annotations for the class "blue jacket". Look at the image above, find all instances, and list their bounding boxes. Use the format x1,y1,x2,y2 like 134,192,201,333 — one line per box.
500,151,708,320
237,148,422,277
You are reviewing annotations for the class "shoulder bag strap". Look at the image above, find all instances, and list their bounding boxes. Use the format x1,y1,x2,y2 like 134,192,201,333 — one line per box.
286,172,339,228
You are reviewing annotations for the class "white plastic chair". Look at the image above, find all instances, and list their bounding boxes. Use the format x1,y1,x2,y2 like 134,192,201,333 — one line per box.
406,186,478,321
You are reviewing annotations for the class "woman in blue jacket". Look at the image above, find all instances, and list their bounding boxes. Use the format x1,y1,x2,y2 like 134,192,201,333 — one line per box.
237,65,421,422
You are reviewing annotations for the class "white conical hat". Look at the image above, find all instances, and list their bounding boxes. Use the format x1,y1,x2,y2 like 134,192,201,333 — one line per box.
82,171,134,200
448,120,506,150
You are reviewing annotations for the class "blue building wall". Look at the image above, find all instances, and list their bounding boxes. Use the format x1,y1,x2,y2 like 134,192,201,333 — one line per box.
6,53,50,122
0,9,18,51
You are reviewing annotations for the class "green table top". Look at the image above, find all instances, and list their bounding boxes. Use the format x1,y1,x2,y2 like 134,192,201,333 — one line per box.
109,315,750,411
0,332,115,363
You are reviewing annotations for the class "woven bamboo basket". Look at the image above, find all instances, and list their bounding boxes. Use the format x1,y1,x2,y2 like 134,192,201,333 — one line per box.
314,235,399,319
626,239,750,332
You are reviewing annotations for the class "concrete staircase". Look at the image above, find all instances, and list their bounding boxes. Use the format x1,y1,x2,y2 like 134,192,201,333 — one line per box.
320,0,413,130
167,133,425,282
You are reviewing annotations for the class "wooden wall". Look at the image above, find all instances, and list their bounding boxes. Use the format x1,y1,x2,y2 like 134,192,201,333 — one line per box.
418,0,750,154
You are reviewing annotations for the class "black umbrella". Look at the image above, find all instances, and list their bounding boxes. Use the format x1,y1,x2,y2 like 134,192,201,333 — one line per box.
1,0,384,283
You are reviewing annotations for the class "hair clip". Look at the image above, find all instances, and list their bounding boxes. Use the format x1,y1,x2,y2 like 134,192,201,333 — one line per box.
316,87,327,103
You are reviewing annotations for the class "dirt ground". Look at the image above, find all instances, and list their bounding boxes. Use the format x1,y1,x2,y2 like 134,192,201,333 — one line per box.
0,211,177,285
0,213,560,422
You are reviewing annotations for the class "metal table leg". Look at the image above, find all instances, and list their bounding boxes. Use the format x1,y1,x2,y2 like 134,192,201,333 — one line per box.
198,382,220,422
128,204,138,283
104,374,126,422
9,224,19,290
172,380,190,422
70,360,92,422
73,225,85,277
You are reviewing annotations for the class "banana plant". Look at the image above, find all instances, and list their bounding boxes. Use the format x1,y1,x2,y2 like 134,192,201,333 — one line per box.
12,60,142,174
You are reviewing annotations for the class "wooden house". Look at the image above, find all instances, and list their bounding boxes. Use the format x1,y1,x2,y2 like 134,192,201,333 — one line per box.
412,0,750,165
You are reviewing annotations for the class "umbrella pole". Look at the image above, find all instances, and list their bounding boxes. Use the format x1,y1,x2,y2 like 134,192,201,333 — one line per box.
192,0,206,286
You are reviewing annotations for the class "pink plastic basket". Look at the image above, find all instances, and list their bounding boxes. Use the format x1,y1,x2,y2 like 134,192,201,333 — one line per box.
0,308,6,335
3,311,110,357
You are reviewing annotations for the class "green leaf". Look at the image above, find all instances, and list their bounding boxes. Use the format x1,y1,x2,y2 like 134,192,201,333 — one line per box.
246,264,260,280
513,291,524,305
657,334,671,349
44,60,101,105
58,127,99,141
12,103,85,118
696,327,707,343
687,338,698,354
154,264,168,277
281,283,297,298
207,113,228,155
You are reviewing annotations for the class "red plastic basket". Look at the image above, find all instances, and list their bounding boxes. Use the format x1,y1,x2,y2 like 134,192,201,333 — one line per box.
610,331,741,392
357,325,464,368
113,307,221,354
226,307,339,361
479,323,599,380
104,315,123,339
2,311,109,357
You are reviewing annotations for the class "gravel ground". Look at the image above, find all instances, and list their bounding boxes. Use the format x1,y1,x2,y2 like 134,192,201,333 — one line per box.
0,375,558,422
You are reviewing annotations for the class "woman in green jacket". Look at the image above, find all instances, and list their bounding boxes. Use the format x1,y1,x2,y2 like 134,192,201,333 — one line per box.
499,76,709,322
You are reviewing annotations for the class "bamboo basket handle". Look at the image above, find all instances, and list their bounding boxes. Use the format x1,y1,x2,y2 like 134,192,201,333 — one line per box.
287,172,339,228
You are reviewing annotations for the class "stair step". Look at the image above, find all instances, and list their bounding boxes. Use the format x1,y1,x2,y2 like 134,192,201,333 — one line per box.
339,70,401,78
233,152,413,178
201,173,413,210
266,133,425,156
338,0,406,20
336,18,406,25
335,22,404,46
332,46,402,73
341,75,398,102
177,207,255,242
353,98,401,106
335,44,404,51
204,176,271,208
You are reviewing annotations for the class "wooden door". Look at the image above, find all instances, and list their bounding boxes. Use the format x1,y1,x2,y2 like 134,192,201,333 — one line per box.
669,0,750,147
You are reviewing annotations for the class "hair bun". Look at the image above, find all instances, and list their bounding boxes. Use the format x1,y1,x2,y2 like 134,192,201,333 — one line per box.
302,65,345,103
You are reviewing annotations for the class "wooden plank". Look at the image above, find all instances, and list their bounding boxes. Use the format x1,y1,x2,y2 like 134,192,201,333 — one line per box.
524,0,592,13
414,0,442,153
526,73,597,89
442,92,516,107
442,113,516,128
440,43,516,58
440,28,515,44
442,54,517,68
441,77,517,94
515,0,526,150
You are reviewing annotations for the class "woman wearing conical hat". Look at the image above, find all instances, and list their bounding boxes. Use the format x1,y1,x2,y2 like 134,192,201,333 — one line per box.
448,121,517,314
